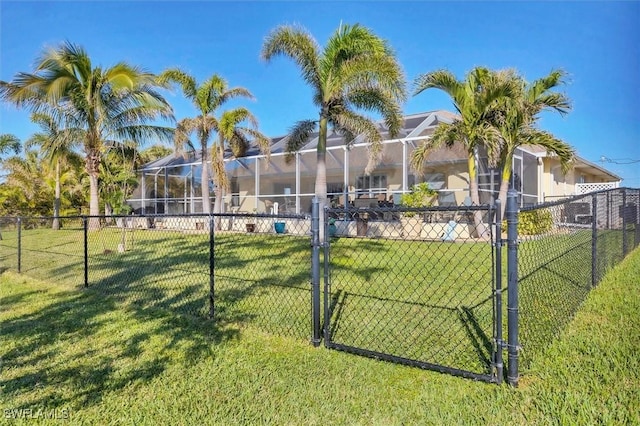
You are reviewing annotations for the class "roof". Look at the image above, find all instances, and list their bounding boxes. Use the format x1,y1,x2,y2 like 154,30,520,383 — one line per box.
138,110,622,183
139,110,456,171
570,156,622,181
520,144,622,181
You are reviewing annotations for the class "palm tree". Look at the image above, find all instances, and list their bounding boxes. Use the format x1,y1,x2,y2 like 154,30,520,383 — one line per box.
100,141,140,218
0,134,21,156
1,151,50,216
411,67,516,237
212,107,270,216
139,145,173,164
25,112,83,229
261,23,407,217
158,69,269,215
491,70,575,216
0,42,174,229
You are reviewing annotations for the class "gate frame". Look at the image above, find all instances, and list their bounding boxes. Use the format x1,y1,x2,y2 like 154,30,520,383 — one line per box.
320,203,501,383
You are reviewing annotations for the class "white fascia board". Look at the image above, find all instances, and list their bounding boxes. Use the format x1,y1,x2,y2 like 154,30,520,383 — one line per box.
517,146,547,158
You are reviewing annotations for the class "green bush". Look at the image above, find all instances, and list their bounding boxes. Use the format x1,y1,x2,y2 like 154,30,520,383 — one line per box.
400,183,437,215
518,209,554,235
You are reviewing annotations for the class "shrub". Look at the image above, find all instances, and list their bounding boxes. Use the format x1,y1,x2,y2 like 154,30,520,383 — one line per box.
518,209,554,235
400,183,437,218
400,183,437,208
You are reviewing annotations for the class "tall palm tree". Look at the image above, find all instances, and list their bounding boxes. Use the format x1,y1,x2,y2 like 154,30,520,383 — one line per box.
0,42,174,229
25,112,83,229
261,23,407,216
158,69,269,215
0,134,21,156
411,67,516,237
491,70,575,216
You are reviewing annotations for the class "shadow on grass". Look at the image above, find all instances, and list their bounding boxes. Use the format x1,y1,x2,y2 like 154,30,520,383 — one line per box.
326,288,494,375
80,232,313,339
518,236,594,369
0,281,240,412
458,305,492,371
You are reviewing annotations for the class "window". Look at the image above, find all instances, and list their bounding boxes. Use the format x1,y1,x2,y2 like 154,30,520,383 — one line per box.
408,173,445,190
356,174,387,195
230,178,240,207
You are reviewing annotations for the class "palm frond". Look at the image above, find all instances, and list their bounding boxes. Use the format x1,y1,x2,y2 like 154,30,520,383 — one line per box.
413,69,463,100
261,25,321,90
409,123,457,173
174,117,198,155
0,134,22,155
217,107,270,160
334,57,406,106
521,128,575,173
332,110,382,174
210,147,229,191
285,119,317,163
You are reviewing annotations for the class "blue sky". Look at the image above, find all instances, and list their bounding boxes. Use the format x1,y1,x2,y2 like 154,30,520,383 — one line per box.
1,1,639,185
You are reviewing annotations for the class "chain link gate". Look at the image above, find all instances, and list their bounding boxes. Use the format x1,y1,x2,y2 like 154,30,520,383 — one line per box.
321,203,503,383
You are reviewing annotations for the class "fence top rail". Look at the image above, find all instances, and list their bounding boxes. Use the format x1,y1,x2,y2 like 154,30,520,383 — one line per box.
522,187,639,212
0,212,308,221
326,204,493,214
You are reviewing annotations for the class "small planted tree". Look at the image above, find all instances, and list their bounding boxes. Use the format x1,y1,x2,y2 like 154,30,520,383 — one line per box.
400,182,437,216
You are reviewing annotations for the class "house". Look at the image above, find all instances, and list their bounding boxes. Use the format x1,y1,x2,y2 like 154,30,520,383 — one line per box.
127,110,621,215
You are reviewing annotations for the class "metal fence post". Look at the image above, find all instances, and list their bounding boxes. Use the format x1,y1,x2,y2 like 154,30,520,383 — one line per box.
209,215,215,319
494,200,504,384
83,216,88,288
310,197,321,347
323,206,331,345
592,195,598,287
506,189,519,387
17,217,22,273
622,189,628,256
606,191,611,229
635,189,640,249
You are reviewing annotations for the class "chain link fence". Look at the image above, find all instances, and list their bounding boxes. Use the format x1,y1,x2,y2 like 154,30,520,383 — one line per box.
0,213,312,340
323,205,498,381
0,216,85,285
517,188,640,371
1,187,638,384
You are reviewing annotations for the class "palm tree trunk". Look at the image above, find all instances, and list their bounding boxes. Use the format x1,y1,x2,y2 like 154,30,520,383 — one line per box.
497,162,513,219
212,145,224,214
467,153,488,238
86,147,101,230
213,145,224,230
315,114,328,242
52,159,61,230
88,174,101,229
201,146,211,214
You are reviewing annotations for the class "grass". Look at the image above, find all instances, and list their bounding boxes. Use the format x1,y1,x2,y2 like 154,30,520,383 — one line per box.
1,247,639,424
516,227,635,369
1,223,499,377
1,221,636,382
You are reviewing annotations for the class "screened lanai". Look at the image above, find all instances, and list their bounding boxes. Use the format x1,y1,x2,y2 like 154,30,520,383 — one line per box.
127,110,546,215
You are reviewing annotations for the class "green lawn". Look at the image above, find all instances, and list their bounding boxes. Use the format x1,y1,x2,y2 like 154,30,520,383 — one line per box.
1,224,499,378
1,222,636,383
1,248,638,424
